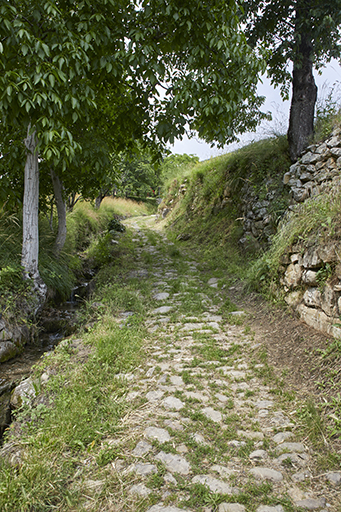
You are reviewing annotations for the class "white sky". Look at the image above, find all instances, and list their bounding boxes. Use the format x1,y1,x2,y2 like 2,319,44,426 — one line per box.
169,59,341,161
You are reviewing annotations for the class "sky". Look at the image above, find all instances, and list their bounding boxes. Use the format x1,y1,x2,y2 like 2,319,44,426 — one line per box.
169,59,341,161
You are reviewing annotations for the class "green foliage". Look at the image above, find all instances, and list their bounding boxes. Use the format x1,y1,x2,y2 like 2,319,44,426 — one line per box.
242,0,341,100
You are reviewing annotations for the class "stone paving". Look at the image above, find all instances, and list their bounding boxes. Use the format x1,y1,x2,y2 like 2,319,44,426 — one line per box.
110,222,340,512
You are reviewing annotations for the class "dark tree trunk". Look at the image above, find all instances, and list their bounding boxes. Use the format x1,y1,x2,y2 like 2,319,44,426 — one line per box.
50,169,67,255
287,32,317,162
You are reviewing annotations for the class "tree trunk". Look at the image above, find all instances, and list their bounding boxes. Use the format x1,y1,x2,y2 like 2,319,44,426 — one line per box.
287,32,317,162
21,125,47,301
51,168,67,255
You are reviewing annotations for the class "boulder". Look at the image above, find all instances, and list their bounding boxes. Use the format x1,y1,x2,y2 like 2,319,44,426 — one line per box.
11,378,37,409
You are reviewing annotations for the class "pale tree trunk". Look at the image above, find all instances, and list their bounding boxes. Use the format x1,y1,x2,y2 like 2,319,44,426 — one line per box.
287,24,317,162
50,168,67,255
21,125,47,302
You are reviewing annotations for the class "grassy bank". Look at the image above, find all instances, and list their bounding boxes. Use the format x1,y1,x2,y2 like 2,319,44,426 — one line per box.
0,197,154,318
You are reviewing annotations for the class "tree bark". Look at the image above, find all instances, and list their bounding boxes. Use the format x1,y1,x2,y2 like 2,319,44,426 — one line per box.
287,32,317,162
21,125,47,301
50,168,67,255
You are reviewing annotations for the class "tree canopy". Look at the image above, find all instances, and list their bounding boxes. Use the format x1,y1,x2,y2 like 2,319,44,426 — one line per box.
241,0,341,160
0,0,268,288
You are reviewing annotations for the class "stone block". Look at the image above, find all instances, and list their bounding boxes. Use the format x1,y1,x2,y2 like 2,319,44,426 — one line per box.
297,304,337,335
302,248,322,269
303,288,322,308
302,270,318,285
284,263,302,288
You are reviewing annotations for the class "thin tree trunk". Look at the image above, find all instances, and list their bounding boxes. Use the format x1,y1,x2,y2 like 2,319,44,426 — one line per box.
21,125,47,301
287,27,317,162
50,168,67,255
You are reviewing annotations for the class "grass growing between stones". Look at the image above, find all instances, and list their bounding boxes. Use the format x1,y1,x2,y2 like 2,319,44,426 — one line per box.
0,229,152,512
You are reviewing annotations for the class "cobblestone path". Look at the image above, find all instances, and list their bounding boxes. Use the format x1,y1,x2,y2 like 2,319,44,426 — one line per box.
105,219,340,512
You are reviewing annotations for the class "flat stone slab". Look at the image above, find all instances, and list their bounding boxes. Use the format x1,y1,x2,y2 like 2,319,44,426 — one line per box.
249,450,268,461
276,442,306,453
146,390,165,402
238,430,264,441
202,407,222,423
273,432,293,444
219,505,246,512
255,400,273,409
326,471,341,486
221,368,246,379
294,498,326,510
192,475,238,495
133,463,157,476
132,440,152,456
208,278,218,285
250,467,283,482
211,465,236,478
145,427,171,443
153,292,170,301
129,483,152,496
146,505,187,512
162,396,184,410
276,452,309,467
153,306,173,314
181,323,206,331
169,375,184,386
164,419,183,431
155,451,190,475
256,507,284,512
184,391,209,402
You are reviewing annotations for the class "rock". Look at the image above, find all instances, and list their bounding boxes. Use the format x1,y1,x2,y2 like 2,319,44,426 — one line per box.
255,400,273,409
129,483,152,496
0,341,19,363
83,479,105,494
155,451,190,475
249,450,267,461
302,270,318,286
325,471,341,486
153,292,170,301
202,407,222,423
169,376,184,387
0,391,11,437
303,288,322,308
276,452,309,467
294,498,326,510
302,248,322,269
250,467,283,482
162,396,184,410
256,507,284,512
284,291,303,307
211,465,236,478
284,263,302,288
164,472,177,485
146,390,165,402
10,377,37,408
133,463,157,475
301,152,321,165
321,283,337,317
292,471,311,482
318,243,337,263
192,475,238,494
153,306,173,314
132,440,152,456
145,427,171,443
219,504,246,512
146,505,184,512
272,432,293,444
297,304,337,335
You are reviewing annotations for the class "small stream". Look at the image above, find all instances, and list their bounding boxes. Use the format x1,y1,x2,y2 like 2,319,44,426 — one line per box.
0,274,95,440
